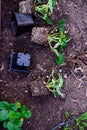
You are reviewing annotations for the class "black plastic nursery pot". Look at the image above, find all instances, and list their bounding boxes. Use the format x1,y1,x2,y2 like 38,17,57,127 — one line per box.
10,51,31,72
10,12,34,35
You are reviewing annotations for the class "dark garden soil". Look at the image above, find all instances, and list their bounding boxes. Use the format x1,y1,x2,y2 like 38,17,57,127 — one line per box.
0,0,87,130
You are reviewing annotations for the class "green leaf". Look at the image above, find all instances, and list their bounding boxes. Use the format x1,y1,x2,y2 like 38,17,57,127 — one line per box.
9,101,21,111
58,19,65,29
53,90,58,97
9,111,15,120
7,121,14,130
10,104,17,111
59,26,64,32
51,69,55,79
0,110,8,121
59,74,63,88
59,39,69,52
53,48,59,57
9,111,21,120
15,101,21,109
63,125,71,130
14,119,23,127
48,0,56,13
7,120,22,130
77,112,87,121
82,122,87,127
76,119,80,128
52,0,56,9
25,110,31,118
44,14,52,24
3,121,8,128
15,112,21,119
20,105,31,118
65,111,70,119
79,125,84,130
0,101,10,109
56,53,64,65
14,126,21,130
54,42,60,49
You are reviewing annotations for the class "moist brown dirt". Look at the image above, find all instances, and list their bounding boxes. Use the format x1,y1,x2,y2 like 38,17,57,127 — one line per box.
0,0,87,130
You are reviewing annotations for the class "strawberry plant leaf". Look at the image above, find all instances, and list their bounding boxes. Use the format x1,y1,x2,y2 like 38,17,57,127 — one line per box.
44,14,53,24
3,121,8,128
48,0,56,13
0,101,10,109
82,122,87,127
57,19,65,29
25,110,31,118
79,125,84,130
56,53,64,65
20,105,31,118
7,121,14,130
14,119,23,127
0,110,8,121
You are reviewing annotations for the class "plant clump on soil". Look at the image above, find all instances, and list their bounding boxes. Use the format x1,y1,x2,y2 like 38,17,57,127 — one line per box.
48,19,70,65
31,19,70,65
46,69,64,98
35,0,56,24
0,101,31,130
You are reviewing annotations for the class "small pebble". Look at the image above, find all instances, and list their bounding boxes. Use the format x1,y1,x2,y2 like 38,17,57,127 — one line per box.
86,90,87,97
64,74,68,79
59,69,62,72
24,36,27,39
27,121,30,124
25,90,28,93
0,80,2,82
85,42,87,45
9,42,13,46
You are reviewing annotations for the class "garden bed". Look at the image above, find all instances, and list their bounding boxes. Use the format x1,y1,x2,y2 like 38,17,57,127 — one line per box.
0,0,87,130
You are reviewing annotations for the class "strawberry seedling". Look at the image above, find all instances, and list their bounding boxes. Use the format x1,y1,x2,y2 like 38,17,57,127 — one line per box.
31,19,70,65
0,101,31,130
48,19,70,65
35,0,56,24
46,69,64,97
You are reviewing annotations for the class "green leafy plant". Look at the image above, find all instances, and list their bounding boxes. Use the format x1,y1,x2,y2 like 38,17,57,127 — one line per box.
48,19,70,65
0,101,31,130
65,111,74,121
35,0,56,24
63,124,71,130
63,111,74,130
46,69,64,97
75,111,87,130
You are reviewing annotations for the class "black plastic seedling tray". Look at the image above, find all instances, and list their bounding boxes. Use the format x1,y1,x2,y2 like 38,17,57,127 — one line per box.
10,12,34,35
10,51,31,72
